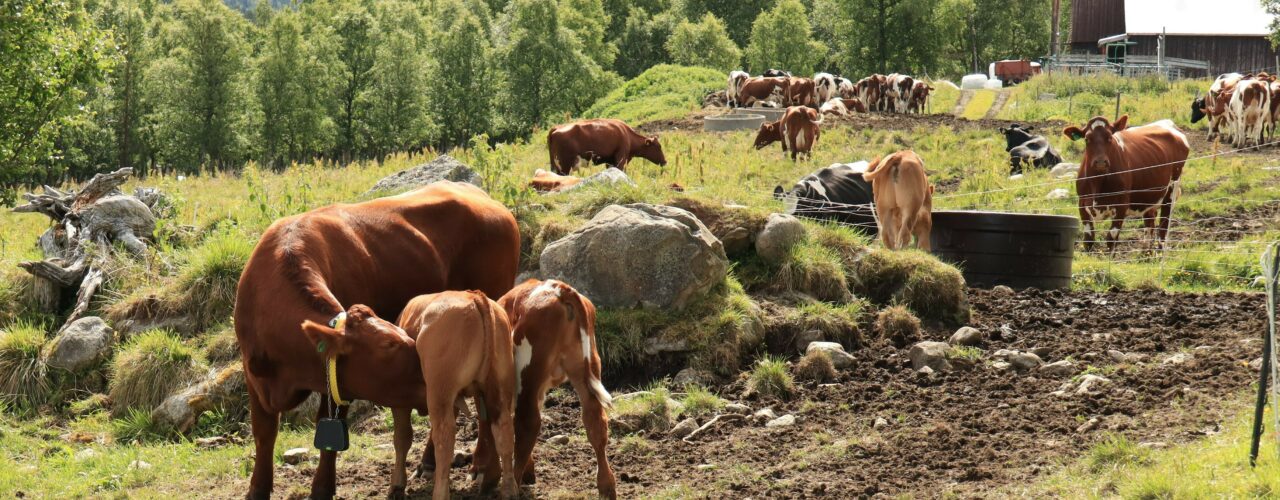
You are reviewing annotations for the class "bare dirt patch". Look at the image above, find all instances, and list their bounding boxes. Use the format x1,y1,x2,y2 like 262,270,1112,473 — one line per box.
231,288,1264,499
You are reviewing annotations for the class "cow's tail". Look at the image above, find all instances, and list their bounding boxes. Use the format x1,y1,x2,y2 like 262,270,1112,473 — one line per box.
862,153,899,183
557,282,612,411
810,110,824,126
471,290,496,402
546,129,559,173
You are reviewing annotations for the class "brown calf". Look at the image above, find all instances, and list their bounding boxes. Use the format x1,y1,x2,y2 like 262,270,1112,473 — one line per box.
529,169,581,193
861,150,933,250
819,97,867,116
907,82,934,114
753,106,824,161
547,119,666,175
499,279,615,498
1062,116,1189,252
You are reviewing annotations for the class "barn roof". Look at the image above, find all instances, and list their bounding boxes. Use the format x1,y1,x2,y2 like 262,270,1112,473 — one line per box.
1123,0,1274,36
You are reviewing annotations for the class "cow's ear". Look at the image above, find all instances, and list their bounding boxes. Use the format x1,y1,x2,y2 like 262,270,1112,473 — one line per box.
1024,125,1034,132
1112,115,1129,132
1063,126,1084,141
999,127,1008,134
773,185,785,198
301,320,350,356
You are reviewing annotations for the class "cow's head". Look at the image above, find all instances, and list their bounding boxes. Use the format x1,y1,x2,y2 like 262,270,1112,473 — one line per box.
998,124,1036,151
1190,97,1206,123
301,304,415,362
1063,115,1129,174
754,122,782,149
639,135,666,166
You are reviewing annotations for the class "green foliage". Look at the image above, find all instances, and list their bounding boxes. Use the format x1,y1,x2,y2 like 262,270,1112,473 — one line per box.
612,383,681,433
255,10,335,169
109,330,206,417
743,0,827,75
0,322,52,411
560,0,618,69
850,249,969,326
666,14,741,72
428,4,494,149
614,7,679,78
112,408,164,443
680,0,776,46
747,355,795,400
1086,434,1151,473
329,3,378,161
362,28,433,157
0,0,114,201
833,0,946,75
679,384,726,418
585,65,724,125
200,325,240,364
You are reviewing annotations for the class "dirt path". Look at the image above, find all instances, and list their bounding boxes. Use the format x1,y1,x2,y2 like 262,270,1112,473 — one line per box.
247,288,1264,499
983,89,1012,120
952,90,974,116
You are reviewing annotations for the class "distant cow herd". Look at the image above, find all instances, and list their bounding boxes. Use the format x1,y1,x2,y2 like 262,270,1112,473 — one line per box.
1192,72,1280,148
727,69,934,116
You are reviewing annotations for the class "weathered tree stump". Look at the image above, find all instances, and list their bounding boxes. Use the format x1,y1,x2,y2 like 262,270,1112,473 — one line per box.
12,168,161,332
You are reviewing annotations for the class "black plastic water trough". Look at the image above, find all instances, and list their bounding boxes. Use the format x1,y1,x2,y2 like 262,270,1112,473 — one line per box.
929,210,1079,290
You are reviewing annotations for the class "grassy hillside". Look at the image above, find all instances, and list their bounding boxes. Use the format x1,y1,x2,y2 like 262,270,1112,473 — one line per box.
584,65,724,125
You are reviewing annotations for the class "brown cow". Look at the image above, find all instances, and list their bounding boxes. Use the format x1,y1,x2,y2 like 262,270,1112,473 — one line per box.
856,75,885,112
907,81,934,114
736,76,790,108
498,279,615,498
1230,77,1272,147
819,97,867,116
547,119,666,175
861,150,933,250
529,168,581,193
234,182,519,499
754,106,824,161
786,77,818,107
1062,116,1190,252
1192,73,1242,140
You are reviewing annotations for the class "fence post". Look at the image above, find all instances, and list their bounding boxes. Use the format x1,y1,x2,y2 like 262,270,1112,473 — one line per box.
1250,242,1280,467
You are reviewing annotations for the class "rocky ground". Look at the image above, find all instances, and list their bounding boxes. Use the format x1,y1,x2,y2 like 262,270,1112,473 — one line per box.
240,286,1264,499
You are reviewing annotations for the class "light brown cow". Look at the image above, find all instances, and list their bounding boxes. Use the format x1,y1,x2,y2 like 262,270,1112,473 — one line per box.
861,150,933,250
753,106,824,161
819,97,867,116
497,279,615,498
786,77,818,107
529,169,581,193
547,119,666,175
736,76,790,108
907,82,934,114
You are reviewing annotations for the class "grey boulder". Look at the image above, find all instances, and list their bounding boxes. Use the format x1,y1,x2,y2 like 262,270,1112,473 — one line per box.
45,317,115,372
367,155,481,195
755,214,806,263
540,204,728,310
909,341,952,372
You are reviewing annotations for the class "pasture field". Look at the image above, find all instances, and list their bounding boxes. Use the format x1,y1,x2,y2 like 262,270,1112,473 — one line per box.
2,73,1280,498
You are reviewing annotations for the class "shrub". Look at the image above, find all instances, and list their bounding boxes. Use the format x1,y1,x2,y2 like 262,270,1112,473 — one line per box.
874,305,921,347
0,321,52,410
666,14,740,72
109,330,206,417
794,349,836,383
68,393,110,416
201,325,240,364
747,355,795,400
107,232,253,333
679,384,725,418
850,249,969,325
112,408,164,443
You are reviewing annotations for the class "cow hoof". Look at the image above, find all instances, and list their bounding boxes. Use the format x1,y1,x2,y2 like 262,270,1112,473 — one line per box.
411,462,432,480
386,485,407,500
521,468,537,485
308,489,335,500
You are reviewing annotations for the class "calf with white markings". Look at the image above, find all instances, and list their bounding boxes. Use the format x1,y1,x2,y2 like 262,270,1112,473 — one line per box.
497,279,615,499
1062,116,1189,253
820,97,867,116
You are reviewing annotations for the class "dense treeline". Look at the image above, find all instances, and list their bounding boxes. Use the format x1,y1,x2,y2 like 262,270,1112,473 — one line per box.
2,0,1060,200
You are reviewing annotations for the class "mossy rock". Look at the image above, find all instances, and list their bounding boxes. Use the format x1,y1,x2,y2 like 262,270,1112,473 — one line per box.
850,249,970,326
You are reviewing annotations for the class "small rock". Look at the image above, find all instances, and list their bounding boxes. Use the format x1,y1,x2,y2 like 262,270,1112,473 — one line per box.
916,365,935,376
1075,374,1111,395
672,368,714,387
695,464,717,471
75,448,98,461
721,227,752,257
670,418,699,439
1039,360,1076,377
1008,174,1024,180
282,448,310,465
795,330,825,354
755,214,807,264
1008,352,1043,371
547,434,570,446
908,341,952,372
1029,347,1052,359
1139,441,1169,449
1107,349,1129,363
1077,417,1099,433
753,408,778,422
806,341,855,369
1194,345,1212,352
194,436,227,448
765,415,797,428
992,361,1013,371
724,403,751,415
873,417,889,429
1162,352,1193,365
1251,357,1264,371
997,324,1015,340
1045,188,1070,200
949,327,983,347
1050,163,1079,179
128,460,152,470
991,285,1014,295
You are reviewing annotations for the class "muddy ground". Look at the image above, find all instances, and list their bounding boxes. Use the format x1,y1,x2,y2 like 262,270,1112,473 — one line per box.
256,287,1265,499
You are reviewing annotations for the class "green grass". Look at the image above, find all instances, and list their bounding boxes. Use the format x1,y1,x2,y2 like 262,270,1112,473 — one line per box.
584,64,723,126
0,321,52,412
108,330,207,417
612,383,682,434
678,384,726,418
960,89,998,120
747,355,795,400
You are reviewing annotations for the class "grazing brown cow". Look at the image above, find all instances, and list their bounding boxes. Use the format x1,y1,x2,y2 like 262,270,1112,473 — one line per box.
234,182,519,499
529,169,581,193
496,279,615,498
861,150,933,250
754,106,824,161
736,76,790,108
907,82,934,114
1062,116,1190,252
819,97,867,116
547,119,666,175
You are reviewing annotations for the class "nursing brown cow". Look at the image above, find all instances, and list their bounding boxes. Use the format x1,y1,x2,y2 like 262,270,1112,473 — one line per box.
754,106,824,161
1062,116,1190,253
547,119,666,175
234,182,520,499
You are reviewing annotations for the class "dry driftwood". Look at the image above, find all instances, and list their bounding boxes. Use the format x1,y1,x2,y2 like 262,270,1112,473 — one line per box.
12,168,161,331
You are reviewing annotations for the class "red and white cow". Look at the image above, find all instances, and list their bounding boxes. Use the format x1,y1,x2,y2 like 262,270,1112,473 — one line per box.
727,70,749,108
819,97,867,116
736,76,790,108
814,72,839,103
754,106,824,161
907,81,933,114
1229,77,1272,147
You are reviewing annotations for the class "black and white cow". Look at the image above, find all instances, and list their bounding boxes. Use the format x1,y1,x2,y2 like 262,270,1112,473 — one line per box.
762,69,792,78
773,162,877,234
999,124,1064,175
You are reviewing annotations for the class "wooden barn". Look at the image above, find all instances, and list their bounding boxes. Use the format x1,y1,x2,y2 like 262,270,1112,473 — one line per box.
1066,0,1279,77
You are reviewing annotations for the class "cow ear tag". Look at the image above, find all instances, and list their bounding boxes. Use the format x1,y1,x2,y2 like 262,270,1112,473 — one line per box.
1070,131,1084,141
314,417,349,452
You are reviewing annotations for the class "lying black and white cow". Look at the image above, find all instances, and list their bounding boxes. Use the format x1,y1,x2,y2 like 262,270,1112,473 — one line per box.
773,162,877,234
763,68,792,78
999,124,1063,176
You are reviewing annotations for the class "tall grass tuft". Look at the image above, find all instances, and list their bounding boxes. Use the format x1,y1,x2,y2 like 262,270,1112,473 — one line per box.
793,349,837,383
0,321,52,411
107,232,253,333
679,384,726,418
874,305,921,347
851,249,969,325
109,330,206,417
748,355,795,400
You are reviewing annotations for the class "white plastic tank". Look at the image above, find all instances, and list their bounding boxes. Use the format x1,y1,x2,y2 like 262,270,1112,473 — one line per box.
960,74,987,90
988,62,997,79
984,78,1004,89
